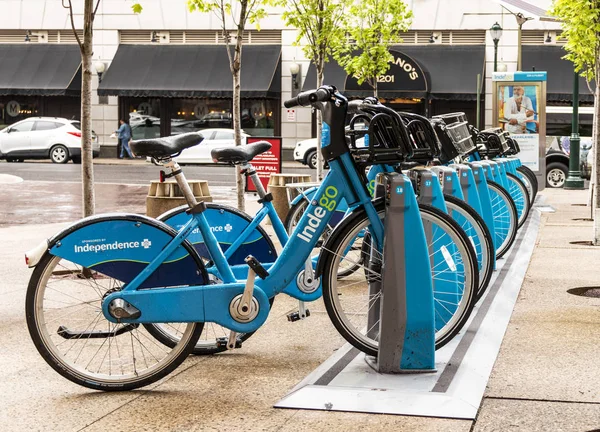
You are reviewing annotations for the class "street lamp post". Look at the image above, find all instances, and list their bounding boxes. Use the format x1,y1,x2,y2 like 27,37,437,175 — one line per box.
490,22,503,72
565,71,584,189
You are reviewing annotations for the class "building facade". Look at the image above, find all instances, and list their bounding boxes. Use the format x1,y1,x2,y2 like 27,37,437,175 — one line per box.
0,0,587,158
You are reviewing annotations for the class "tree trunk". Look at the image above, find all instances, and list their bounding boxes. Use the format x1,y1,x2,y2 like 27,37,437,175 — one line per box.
81,0,95,217
315,60,324,181
373,79,378,99
593,78,600,243
233,35,245,212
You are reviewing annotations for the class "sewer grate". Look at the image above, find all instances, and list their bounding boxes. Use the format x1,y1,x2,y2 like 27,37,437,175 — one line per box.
567,287,600,298
572,218,594,221
569,240,595,246
572,203,587,207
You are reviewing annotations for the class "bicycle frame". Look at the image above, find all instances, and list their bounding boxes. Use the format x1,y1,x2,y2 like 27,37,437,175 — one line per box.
98,95,386,334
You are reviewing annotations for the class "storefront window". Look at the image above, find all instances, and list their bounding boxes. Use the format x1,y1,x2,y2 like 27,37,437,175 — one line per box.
170,99,232,136
0,97,40,129
241,99,276,136
125,98,161,140
168,98,276,137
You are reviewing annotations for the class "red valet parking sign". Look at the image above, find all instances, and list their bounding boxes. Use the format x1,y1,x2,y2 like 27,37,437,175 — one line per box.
245,137,282,192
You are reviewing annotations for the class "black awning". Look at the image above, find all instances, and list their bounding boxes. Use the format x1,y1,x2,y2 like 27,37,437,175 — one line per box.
302,60,348,92
398,45,485,100
98,44,281,98
522,45,594,103
0,44,81,96
302,45,485,101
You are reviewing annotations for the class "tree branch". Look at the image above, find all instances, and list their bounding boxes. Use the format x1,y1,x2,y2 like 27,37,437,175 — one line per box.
67,0,83,52
92,0,101,21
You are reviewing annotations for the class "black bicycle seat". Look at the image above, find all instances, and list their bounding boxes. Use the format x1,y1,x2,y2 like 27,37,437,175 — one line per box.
130,132,204,158
211,141,272,164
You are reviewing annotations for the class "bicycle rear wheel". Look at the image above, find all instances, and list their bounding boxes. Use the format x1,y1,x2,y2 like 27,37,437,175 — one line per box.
26,253,202,391
321,202,478,356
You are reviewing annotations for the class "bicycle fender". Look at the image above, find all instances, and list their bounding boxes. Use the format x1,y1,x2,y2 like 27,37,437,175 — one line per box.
47,213,208,288
157,204,277,266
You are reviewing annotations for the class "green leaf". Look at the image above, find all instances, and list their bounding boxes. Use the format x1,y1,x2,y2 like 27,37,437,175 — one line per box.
132,2,143,13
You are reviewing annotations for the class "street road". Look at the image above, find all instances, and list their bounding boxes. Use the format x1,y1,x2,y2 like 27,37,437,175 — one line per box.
0,160,313,187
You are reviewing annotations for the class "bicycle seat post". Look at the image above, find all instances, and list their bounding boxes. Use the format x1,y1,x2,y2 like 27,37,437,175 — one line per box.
241,162,268,199
163,158,198,208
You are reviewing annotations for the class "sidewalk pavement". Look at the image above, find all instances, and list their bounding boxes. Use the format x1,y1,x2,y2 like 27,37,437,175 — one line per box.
0,187,599,431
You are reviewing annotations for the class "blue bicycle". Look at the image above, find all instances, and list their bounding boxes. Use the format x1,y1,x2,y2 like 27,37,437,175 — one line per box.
25,86,477,391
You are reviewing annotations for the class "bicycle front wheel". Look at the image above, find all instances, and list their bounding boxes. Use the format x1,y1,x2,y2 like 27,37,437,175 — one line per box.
488,180,518,258
321,202,478,356
444,195,495,301
26,253,203,391
506,172,531,228
517,165,538,205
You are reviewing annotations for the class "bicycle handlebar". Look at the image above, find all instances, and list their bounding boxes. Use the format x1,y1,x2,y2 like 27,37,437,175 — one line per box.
284,87,333,108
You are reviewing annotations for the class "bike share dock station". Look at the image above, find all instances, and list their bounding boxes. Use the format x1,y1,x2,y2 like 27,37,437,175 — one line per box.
276,169,542,419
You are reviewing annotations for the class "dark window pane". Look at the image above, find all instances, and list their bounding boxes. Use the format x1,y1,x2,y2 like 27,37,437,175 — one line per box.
34,121,59,131
240,99,276,136
71,121,81,130
171,99,232,134
10,121,34,132
126,98,162,140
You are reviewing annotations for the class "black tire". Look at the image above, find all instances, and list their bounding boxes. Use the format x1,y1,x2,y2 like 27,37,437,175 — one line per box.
546,162,568,188
147,203,278,355
487,180,518,259
50,145,69,164
516,166,537,206
26,247,204,391
71,155,82,164
506,172,531,229
517,165,538,203
321,201,478,355
306,150,318,169
443,195,495,301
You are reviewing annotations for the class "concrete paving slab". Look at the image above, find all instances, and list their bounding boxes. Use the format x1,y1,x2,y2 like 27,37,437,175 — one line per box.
473,398,600,432
536,224,600,249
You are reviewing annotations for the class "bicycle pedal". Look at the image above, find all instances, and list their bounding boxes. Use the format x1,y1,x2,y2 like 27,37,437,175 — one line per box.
216,337,242,349
286,309,311,322
244,255,269,279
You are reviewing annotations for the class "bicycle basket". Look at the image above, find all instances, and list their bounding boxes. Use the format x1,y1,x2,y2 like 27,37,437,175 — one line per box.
397,112,441,164
349,103,414,165
480,127,510,157
431,112,476,159
505,136,521,154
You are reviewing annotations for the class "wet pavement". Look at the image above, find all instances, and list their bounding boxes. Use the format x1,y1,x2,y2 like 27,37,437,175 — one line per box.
0,181,148,226
0,179,238,226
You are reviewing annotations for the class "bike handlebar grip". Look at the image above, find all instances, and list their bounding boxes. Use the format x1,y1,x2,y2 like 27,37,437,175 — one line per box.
284,87,332,108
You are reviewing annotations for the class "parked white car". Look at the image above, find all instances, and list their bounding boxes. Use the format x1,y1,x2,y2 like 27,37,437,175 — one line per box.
294,138,319,169
0,117,99,164
294,134,365,169
146,128,249,164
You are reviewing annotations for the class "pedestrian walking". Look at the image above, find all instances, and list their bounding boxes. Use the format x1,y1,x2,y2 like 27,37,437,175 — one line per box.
116,119,133,159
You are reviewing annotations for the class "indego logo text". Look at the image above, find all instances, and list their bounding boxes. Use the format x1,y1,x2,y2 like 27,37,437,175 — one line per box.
297,186,338,243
